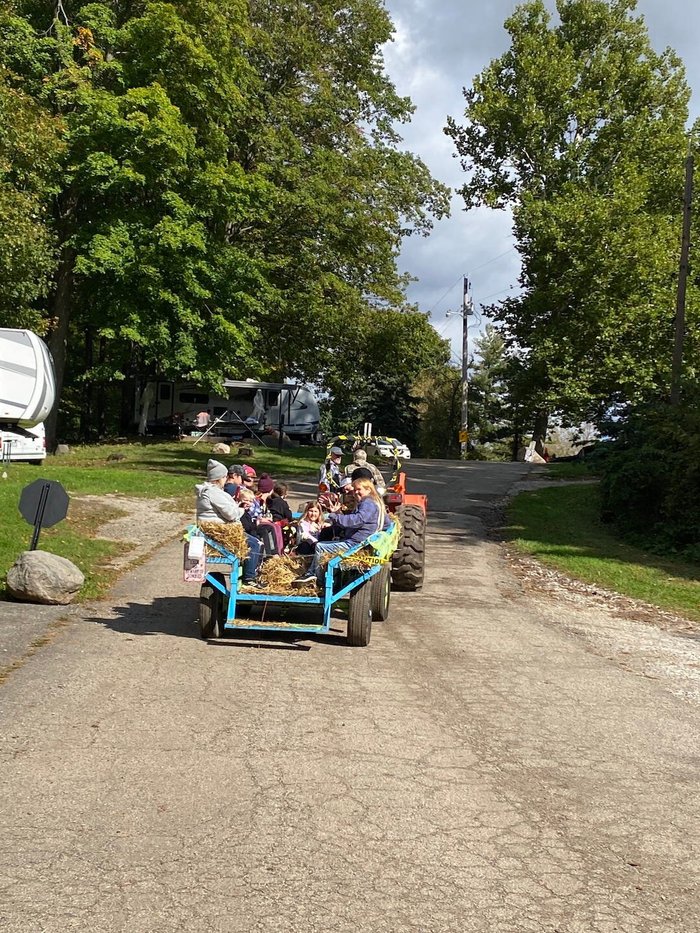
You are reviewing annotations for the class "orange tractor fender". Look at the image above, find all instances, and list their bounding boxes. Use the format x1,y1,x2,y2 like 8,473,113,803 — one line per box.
384,472,428,514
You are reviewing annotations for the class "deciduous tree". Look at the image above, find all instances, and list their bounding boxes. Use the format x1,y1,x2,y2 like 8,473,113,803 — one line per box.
2,0,449,442
446,0,699,425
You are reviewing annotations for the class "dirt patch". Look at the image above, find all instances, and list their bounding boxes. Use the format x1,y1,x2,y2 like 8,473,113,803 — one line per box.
73,494,192,571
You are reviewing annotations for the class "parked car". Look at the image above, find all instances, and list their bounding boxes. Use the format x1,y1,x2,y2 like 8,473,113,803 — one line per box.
367,437,411,460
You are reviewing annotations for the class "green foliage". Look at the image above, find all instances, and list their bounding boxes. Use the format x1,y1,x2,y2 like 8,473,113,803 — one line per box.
506,483,700,621
415,365,462,459
446,0,698,424
322,309,451,447
468,324,515,457
1,0,449,440
599,391,700,558
0,69,63,329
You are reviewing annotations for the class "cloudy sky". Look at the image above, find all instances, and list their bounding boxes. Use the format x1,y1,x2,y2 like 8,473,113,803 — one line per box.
381,0,700,363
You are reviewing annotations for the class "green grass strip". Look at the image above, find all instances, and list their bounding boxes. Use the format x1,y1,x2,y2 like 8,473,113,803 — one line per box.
0,440,322,599
504,484,700,622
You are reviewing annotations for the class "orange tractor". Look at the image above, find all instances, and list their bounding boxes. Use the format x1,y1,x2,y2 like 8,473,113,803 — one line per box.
321,436,427,591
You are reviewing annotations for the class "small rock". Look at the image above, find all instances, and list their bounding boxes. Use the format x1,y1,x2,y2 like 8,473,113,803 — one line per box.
107,453,126,462
56,444,71,456
238,446,254,457
211,442,231,455
7,551,84,605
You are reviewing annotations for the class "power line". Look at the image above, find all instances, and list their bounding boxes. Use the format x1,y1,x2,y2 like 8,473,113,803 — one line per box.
469,246,516,273
426,245,517,315
427,272,465,315
478,285,516,303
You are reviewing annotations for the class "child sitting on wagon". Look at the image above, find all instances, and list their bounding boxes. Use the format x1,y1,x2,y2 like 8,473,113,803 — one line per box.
293,478,386,586
296,500,325,555
268,482,293,522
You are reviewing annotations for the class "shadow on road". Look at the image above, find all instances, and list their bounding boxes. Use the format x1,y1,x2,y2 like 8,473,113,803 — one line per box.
86,597,200,639
86,596,352,650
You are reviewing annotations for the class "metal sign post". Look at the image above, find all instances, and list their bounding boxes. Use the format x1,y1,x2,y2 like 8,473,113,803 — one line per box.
19,478,70,550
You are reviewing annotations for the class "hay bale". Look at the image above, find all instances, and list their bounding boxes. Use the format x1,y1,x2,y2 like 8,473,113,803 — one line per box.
339,550,375,572
199,521,250,561
316,546,374,573
256,554,316,595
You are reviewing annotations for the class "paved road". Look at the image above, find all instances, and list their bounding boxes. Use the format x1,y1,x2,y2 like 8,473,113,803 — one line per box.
1,461,699,933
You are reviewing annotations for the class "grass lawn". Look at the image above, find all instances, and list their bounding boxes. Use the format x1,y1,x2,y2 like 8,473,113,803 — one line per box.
544,460,595,479
504,483,700,622
0,440,322,600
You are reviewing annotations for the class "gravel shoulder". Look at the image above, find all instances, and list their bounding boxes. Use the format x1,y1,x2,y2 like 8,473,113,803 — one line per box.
495,474,700,705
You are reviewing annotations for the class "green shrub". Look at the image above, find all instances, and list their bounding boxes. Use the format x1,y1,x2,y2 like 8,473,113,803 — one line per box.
599,391,700,557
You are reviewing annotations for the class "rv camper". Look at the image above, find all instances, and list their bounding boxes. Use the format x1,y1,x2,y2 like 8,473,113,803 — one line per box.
139,379,321,443
0,328,56,426
0,328,56,462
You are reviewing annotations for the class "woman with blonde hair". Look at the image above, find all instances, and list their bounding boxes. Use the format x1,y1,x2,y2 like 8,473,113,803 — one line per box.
293,477,386,586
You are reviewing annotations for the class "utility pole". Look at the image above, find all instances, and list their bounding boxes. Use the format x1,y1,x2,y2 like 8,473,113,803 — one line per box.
671,153,694,406
448,276,474,459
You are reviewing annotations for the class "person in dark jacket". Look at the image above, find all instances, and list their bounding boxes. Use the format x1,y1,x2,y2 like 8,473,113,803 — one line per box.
292,478,386,586
268,482,293,522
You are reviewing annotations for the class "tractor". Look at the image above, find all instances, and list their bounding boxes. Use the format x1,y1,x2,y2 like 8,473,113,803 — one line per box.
322,435,427,592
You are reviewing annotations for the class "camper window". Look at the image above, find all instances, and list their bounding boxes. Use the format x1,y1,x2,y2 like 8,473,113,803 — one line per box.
179,391,208,404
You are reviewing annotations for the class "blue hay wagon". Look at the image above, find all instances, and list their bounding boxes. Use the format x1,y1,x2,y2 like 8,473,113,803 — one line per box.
192,523,397,647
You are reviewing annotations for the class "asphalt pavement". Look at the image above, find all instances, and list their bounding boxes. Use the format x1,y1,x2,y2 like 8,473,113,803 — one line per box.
0,460,699,933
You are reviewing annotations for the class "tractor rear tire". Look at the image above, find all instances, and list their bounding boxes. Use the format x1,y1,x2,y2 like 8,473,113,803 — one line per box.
347,581,372,647
391,504,426,591
370,564,391,621
199,576,224,639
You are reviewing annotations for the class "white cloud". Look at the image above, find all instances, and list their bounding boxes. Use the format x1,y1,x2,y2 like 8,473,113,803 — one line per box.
382,0,700,360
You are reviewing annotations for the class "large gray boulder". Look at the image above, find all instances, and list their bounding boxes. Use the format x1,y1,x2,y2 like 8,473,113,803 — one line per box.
6,551,84,605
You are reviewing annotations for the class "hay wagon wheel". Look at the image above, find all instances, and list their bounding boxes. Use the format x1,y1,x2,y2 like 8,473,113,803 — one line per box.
391,504,426,591
199,574,225,639
370,564,391,621
347,580,372,647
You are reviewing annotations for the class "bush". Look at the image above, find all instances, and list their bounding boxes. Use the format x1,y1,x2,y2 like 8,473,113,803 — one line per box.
599,391,700,557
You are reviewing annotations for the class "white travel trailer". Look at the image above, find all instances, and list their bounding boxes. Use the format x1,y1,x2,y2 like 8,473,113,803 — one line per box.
0,328,56,426
139,379,321,443
0,328,56,462
0,422,47,462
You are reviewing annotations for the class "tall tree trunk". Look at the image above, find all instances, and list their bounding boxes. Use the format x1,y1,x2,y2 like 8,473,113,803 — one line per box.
512,419,522,463
533,408,549,444
45,242,77,451
120,378,136,435
96,334,107,437
80,327,94,440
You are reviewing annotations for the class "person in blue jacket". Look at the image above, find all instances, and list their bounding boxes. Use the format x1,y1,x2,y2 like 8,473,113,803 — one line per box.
292,478,386,586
